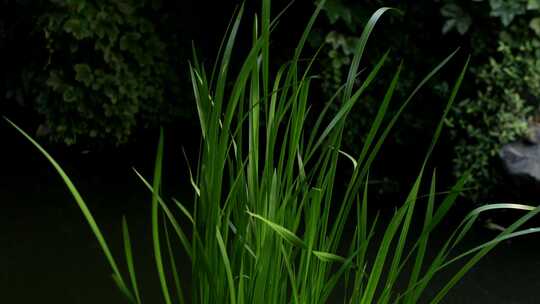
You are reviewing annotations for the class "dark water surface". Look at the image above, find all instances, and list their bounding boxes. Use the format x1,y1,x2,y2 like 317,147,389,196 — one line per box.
2,133,540,304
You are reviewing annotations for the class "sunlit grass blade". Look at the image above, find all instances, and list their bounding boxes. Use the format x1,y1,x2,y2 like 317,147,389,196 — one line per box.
247,211,306,248
312,251,347,263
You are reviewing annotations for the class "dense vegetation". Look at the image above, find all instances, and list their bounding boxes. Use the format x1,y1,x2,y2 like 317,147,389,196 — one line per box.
38,0,180,145
312,0,540,201
2,2,540,198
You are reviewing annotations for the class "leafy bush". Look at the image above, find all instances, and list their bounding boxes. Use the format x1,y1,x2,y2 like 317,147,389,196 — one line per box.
309,1,461,203
440,0,540,35
446,29,540,199
440,0,540,200
316,0,540,201
37,0,179,145
7,2,540,303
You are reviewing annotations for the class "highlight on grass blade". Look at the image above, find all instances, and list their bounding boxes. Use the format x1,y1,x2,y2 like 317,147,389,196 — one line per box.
247,211,306,249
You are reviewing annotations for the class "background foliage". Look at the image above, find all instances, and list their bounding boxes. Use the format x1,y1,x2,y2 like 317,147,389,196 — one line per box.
441,0,540,200
447,30,540,200
2,0,208,148
3,0,540,201
38,0,180,145
314,0,540,201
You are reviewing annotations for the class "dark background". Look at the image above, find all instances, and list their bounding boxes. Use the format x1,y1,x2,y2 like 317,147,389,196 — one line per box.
2,1,540,303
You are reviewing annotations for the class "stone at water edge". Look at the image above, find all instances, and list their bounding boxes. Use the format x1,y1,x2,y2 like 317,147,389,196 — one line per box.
499,125,540,192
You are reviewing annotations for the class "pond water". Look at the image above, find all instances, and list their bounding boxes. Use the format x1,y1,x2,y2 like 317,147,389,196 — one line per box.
2,133,540,303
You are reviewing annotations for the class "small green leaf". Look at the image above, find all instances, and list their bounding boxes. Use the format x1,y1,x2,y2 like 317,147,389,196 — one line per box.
440,4,471,35
115,0,136,15
320,0,353,28
63,17,90,39
46,71,64,91
120,33,142,51
62,87,78,103
441,3,463,18
530,18,540,36
528,0,540,10
74,64,93,86
442,19,457,34
63,18,81,34
106,25,120,43
489,0,526,26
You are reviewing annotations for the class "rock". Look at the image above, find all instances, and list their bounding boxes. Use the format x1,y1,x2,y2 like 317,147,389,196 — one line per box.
500,144,540,180
523,124,540,144
499,126,540,190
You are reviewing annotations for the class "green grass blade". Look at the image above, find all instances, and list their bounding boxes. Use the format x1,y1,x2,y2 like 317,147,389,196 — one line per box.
216,228,237,304
281,244,300,304
292,0,326,62
122,217,142,304
379,176,423,303
150,129,172,304
172,198,194,225
404,170,437,303
429,203,540,303
355,61,402,170
359,210,404,303
4,118,134,301
344,7,397,101
163,216,186,304
134,169,193,260
308,51,389,161
312,251,347,263
112,274,137,303
422,57,470,168
214,4,245,114
247,211,306,249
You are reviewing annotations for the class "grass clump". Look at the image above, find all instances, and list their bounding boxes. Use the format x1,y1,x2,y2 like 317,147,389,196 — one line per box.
6,1,540,303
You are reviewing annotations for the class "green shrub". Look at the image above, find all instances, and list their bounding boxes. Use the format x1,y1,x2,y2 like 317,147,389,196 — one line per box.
37,0,178,145
316,0,540,201
446,29,540,200
440,0,540,35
